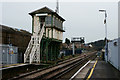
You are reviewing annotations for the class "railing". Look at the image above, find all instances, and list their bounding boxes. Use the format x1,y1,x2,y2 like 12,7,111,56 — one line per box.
24,37,33,63
24,22,45,63
29,24,45,63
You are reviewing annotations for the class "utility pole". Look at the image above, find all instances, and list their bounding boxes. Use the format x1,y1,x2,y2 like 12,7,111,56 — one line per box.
72,43,75,56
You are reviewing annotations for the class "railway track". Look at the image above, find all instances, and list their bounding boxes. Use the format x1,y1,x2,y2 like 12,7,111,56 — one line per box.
9,52,96,80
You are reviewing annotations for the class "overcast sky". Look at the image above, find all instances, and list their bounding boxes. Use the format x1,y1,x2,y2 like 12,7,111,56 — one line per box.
0,1,119,43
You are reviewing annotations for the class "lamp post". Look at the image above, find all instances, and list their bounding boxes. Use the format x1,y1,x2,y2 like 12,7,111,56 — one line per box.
99,9,108,62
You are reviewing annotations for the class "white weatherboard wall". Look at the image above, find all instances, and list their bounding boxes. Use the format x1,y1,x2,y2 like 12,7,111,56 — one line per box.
45,28,63,40
53,29,63,40
34,16,40,34
46,28,52,38
33,15,63,40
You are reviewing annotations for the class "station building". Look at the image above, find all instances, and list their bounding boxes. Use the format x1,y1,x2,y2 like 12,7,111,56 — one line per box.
0,25,31,63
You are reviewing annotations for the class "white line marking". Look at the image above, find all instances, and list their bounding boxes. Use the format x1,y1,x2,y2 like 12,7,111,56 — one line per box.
69,60,91,80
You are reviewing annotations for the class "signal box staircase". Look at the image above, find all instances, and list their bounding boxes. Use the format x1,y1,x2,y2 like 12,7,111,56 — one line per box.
24,23,45,64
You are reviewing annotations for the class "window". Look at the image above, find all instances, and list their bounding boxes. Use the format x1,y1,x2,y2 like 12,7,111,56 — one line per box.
45,16,51,25
54,17,62,29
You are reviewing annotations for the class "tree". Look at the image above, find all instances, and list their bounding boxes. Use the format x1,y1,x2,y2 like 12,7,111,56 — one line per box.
80,39,85,43
65,38,70,47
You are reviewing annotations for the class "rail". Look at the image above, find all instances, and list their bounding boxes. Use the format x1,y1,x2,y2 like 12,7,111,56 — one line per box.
10,52,96,80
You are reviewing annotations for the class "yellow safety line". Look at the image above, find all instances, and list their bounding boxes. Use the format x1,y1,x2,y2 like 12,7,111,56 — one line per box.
86,60,98,80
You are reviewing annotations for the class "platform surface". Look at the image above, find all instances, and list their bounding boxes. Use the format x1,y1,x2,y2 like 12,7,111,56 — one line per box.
91,61,120,79
74,59,120,80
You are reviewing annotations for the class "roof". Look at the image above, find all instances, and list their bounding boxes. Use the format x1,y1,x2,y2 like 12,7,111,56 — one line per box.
0,24,32,36
29,6,65,21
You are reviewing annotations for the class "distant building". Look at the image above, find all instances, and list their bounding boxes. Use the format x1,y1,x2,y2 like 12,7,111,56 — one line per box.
0,25,31,63
105,38,120,71
61,43,85,50
89,44,93,48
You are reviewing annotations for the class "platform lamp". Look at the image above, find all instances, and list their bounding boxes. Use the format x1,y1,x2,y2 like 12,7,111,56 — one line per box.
99,9,108,62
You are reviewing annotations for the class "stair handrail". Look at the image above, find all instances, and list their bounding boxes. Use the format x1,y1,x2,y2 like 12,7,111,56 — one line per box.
24,36,33,63
29,23,45,63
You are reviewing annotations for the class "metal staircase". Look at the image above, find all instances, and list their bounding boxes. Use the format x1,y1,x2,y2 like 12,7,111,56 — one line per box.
24,22,45,64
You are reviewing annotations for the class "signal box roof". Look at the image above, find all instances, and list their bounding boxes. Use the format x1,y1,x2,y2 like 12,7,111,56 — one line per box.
29,6,65,21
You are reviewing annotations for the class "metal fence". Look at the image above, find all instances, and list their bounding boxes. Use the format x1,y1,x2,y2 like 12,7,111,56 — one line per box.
60,49,82,56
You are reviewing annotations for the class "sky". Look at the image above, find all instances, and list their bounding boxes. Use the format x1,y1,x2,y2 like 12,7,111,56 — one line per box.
0,1,119,43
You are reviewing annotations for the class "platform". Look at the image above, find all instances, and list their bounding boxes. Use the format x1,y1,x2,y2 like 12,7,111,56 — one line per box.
72,58,120,80
0,63,28,70
74,61,95,79
90,61,120,79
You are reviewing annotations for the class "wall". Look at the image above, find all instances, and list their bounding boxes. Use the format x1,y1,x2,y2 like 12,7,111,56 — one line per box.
0,44,18,64
118,38,120,70
53,28,63,40
45,28,63,40
46,28,52,38
108,39,118,69
34,15,63,40
34,16,40,34
107,38,120,71
118,1,120,71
